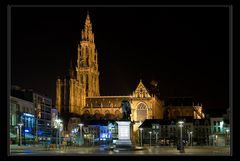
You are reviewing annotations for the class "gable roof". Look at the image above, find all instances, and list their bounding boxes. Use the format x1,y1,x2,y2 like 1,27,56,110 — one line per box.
133,79,151,98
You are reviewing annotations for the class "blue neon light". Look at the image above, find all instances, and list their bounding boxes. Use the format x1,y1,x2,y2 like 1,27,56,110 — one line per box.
100,133,108,139
23,113,35,117
24,128,32,133
25,129,29,133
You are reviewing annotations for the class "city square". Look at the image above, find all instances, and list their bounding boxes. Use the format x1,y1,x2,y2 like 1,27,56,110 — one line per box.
8,6,231,156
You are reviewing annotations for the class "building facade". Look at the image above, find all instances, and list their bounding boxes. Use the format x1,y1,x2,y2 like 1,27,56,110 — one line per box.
209,117,228,146
33,93,52,142
138,118,211,146
10,96,36,145
193,119,211,145
11,86,53,144
56,13,99,116
55,14,165,127
165,97,205,120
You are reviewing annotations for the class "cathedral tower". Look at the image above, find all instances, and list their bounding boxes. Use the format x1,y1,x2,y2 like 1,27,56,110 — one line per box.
76,13,100,97
56,12,100,116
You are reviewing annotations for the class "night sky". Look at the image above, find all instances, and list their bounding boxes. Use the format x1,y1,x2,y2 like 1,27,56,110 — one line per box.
11,7,229,114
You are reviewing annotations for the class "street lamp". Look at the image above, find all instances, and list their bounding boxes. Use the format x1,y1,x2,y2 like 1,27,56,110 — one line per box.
189,131,193,146
55,119,62,149
226,129,229,146
216,135,218,146
178,121,184,153
149,131,152,147
18,122,23,146
155,131,159,145
108,127,112,147
139,128,143,147
78,123,84,146
59,122,63,148
92,134,95,146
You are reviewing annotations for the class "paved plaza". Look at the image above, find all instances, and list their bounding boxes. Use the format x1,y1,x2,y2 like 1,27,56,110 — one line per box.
9,145,230,156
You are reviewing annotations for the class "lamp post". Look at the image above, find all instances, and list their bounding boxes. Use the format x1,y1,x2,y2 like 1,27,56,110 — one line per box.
139,128,143,147
92,134,95,146
187,131,190,146
226,129,229,146
55,119,62,149
189,131,193,146
78,123,83,146
59,122,63,148
178,121,184,153
155,131,159,145
109,127,112,147
35,104,41,145
18,122,23,146
149,131,152,147
215,135,218,146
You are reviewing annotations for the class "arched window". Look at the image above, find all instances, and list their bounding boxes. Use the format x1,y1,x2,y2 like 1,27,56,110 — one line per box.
104,110,111,120
94,110,100,115
93,110,100,119
86,75,89,96
104,110,109,114
137,103,148,121
83,110,90,119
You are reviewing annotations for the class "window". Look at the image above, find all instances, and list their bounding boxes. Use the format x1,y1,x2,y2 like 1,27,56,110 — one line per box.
214,121,216,125
218,127,220,132
11,114,16,126
31,118,34,127
25,119,28,128
86,75,89,96
28,118,31,127
137,103,147,121
45,99,52,106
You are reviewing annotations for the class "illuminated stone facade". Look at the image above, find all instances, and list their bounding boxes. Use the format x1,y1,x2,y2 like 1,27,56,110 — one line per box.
56,13,164,124
56,14,205,138
56,13,99,115
165,97,205,120
83,79,164,121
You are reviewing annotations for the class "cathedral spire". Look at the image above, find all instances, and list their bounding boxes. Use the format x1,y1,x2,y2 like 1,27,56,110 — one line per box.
86,10,90,21
85,11,91,25
81,12,94,42
77,12,100,97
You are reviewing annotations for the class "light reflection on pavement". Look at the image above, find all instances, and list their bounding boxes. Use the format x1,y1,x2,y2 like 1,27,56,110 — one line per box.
10,145,230,156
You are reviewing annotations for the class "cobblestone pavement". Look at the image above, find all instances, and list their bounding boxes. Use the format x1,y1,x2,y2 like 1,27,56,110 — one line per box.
9,145,231,156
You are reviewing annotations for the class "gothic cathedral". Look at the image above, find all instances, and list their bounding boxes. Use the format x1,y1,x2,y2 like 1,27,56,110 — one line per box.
55,13,206,141
55,13,165,123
